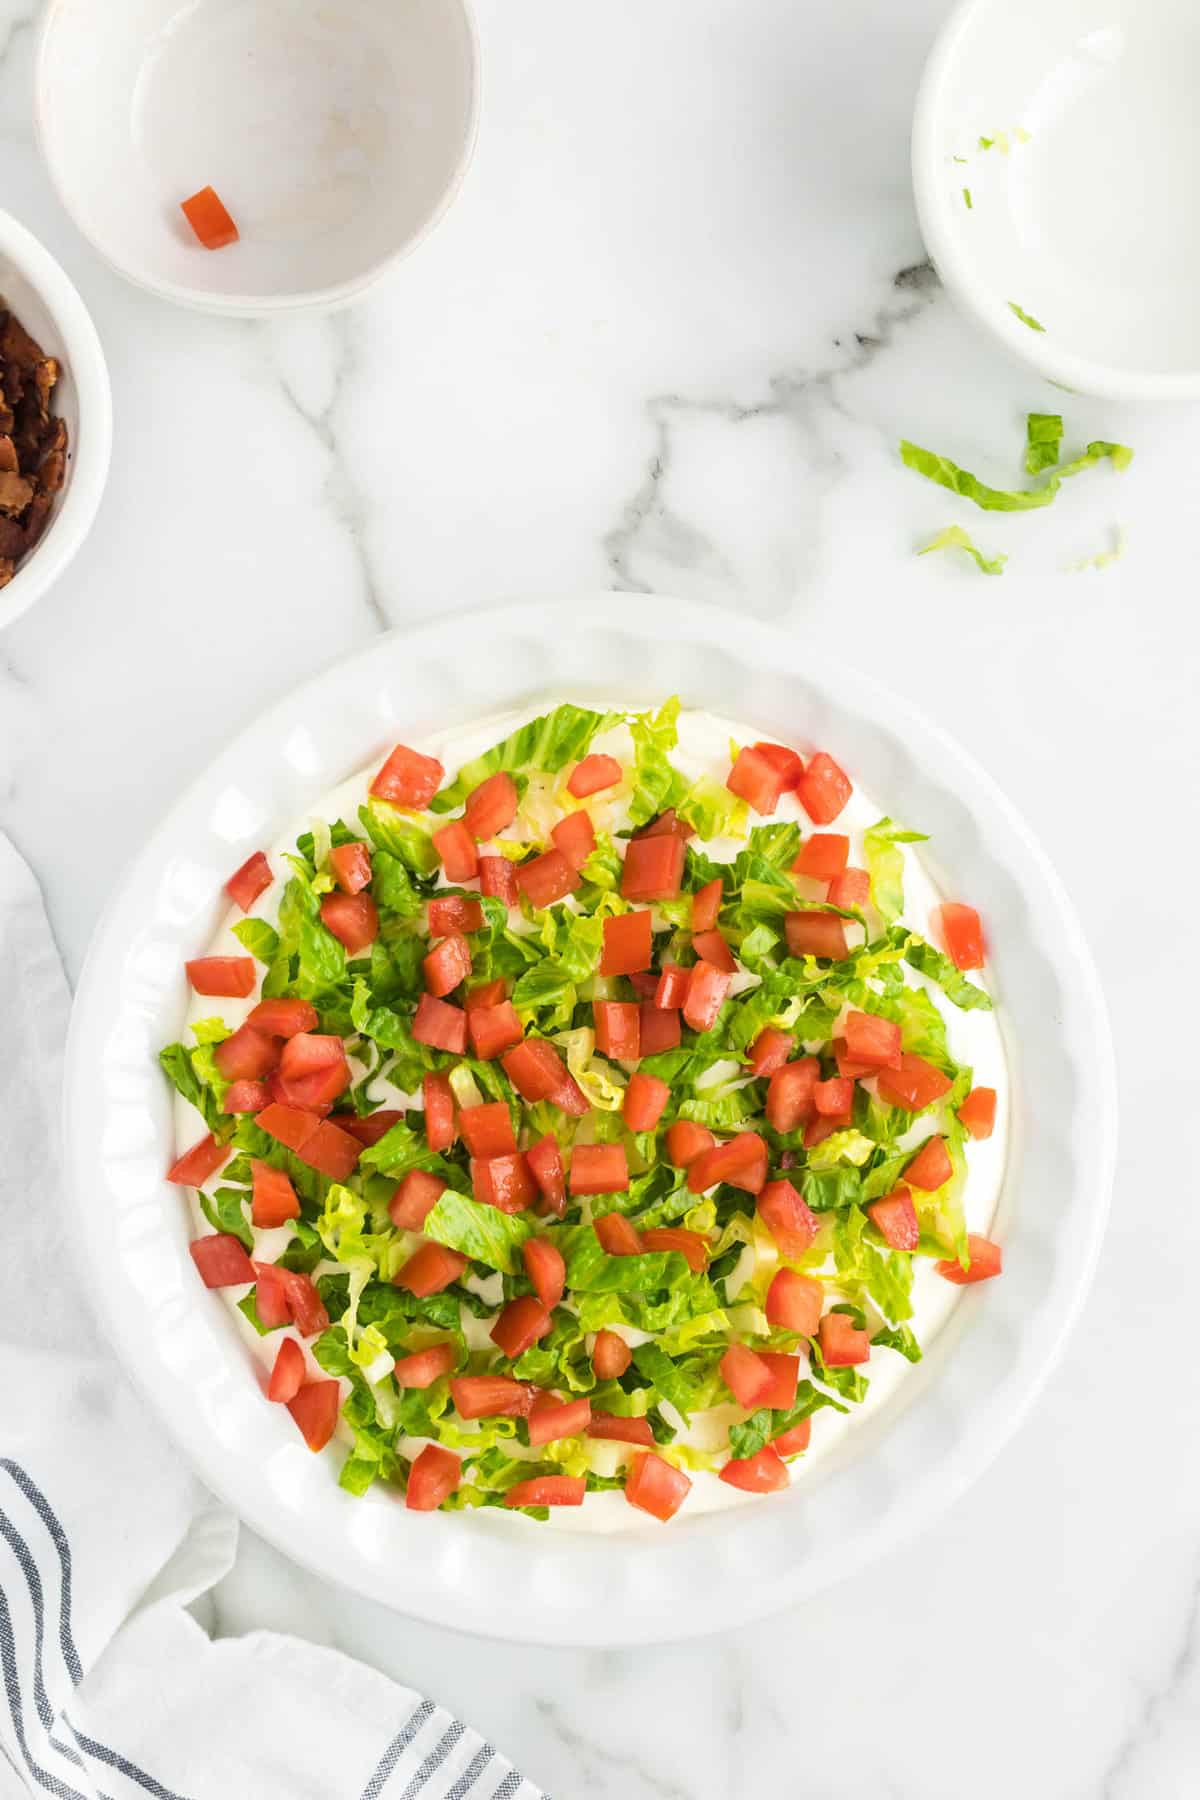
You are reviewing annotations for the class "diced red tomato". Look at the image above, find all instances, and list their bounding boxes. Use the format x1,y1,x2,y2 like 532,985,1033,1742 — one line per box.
594,1000,640,1060
757,1179,819,1258
458,1101,516,1160
389,1169,446,1231
251,1160,300,1228
412,993,468,1054
818,1311,871,1366
394,1342,457,1388
167,1133,229,1187
727,745,787,816
719,1445,790,1493
621,833,685,902
517,849,580,909
405,1443,461,1512
551,809,596,871
491,1295,554,1359
522,1236,566,1308
472,1152,537,1212
504,1475,586,1509
213,1024,278,1084
803,1110,850,1151
687,1131,767,1195
639,1002,681,1055
247,997,318,1037
784,911,848,959
189,1233,253,1287
527,1134,567,1215
625,1452,691,1521
432,821,478,884
599,910,653,976
623,1071,670,1133
226,850,273,913
828,867,870,910
635,808,694,842
251,1261,292,1329
450,1375,537,1419
748,1027,792,1078
286,1379,341,1453
773,1417,813,1458
276,1265,330,1338
592,1330,632,1378
180,184,239,249
793,834,850,881
665,1120,715,1168
753,741,805,789
185,956,255,998
691,929,736,974
266,1336,305,1403
278,1033,351,1106
831,1038,876,1080
571,1144,630,1197
690,877,724,932
502,1038,567,1104
370,743,444,809
465,978,506,1012
654,965,689,1009
222,1079,269,1114
958,1086,997,1140
628,970,660,999
464,771,519,840
423,1072,456,1151
527,1394,592,1446
765,1057,819,1132
936,1234,1003,1285
329,841,372,895
319,892,379,955
594,1212,642,1258
905,1135,953,1191
549,1070,590,1117
568,753,623,797
866,1187,920,1251
797,751,852,825
876,1053,953,1112
295,1120,361,1181
765,1268,823,1335
842,1010,902,1070
395,1242,468,1297
467,999,522,1060
720,1343,773,1408
682,960,732,1032
256,1104,320,1155
587,1413,654,1447
478,855,518,908
338,1108,402,1146
936,902,986,971
641,1227,709,1272
429,895,484,936
814,1076,854,1118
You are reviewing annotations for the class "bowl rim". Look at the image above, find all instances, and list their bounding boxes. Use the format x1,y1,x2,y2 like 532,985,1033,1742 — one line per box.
33,0,482,318
911,0,1200,402
62,593,1117,1644
0,207,112,632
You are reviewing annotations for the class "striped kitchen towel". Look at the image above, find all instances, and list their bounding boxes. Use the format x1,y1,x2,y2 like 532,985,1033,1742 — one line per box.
0,834,546,1800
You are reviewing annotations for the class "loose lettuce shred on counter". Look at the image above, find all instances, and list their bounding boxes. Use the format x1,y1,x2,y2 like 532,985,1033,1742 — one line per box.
161,699,994,1511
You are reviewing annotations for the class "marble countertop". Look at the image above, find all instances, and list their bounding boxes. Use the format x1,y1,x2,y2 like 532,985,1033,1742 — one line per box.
2,0,1198,1794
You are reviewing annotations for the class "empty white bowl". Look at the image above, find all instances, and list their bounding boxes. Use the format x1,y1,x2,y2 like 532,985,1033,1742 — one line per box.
913,0,1200,399
0,208,111,631
36,0,480,316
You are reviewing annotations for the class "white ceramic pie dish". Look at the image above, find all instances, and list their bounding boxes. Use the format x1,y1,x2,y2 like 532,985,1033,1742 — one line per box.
63,595,1116,1644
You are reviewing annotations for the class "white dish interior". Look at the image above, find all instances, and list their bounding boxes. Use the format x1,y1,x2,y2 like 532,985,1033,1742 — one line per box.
37,0,479,314
913,0,1200,397
63,596,1115,1643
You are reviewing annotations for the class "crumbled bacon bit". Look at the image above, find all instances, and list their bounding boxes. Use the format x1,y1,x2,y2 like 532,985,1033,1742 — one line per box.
0,306,69,584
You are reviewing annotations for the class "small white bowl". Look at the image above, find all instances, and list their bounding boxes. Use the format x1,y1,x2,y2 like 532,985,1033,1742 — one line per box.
913,0,1200,400
36,0,480,317
0,209,111,632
